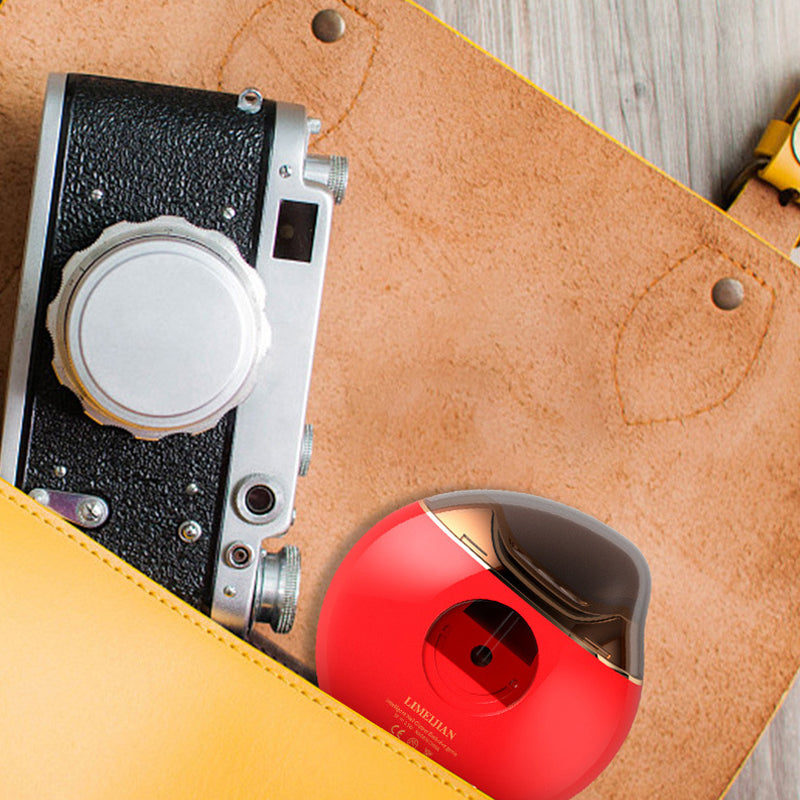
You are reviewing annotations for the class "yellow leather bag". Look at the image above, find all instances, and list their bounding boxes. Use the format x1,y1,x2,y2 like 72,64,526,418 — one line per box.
0,479,485,799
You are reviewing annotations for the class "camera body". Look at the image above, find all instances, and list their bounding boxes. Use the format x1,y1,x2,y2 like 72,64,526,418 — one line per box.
317,491,650,800
1,74,346,641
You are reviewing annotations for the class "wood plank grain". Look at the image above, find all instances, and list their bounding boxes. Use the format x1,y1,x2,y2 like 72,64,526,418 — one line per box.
413,2,800,799
416,0,800,204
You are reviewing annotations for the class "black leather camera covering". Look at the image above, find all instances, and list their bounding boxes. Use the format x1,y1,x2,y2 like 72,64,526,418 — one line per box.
20,75,276,610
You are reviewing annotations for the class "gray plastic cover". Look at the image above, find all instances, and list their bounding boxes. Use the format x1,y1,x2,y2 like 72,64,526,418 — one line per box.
426,490,651,681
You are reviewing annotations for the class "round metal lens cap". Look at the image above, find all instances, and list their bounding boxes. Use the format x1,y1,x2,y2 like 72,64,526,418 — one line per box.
47,217,270,439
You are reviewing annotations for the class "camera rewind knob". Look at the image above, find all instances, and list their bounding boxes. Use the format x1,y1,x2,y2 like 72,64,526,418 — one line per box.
252,545,301,634
47,217,270,440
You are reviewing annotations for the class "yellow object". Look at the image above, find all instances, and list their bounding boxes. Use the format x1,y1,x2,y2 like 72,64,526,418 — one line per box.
0,478,487,800
755,90,800,201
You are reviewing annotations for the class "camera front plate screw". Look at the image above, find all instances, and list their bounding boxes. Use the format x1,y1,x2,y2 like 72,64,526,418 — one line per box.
278,164,293,179
221,205,236,220
237,88,263,114
185,482,200,496
178,520,202,543
90,188,104,202
53,465,67,478
76,497,109,526
223,585,237,598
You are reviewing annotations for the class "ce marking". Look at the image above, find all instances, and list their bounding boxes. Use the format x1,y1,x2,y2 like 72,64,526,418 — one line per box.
391,725,406,740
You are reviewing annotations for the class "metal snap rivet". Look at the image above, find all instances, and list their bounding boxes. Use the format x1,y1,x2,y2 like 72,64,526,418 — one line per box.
312,9,346,43
712,277,745,311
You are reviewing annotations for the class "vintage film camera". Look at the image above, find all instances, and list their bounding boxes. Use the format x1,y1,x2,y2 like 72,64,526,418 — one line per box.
317,491,650,800
1,74,347,644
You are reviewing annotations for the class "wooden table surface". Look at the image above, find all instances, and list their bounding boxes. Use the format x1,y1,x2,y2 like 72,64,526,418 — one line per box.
414,2,800,799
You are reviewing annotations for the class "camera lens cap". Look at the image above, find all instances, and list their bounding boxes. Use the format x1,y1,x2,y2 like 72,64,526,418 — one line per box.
47,216,270,439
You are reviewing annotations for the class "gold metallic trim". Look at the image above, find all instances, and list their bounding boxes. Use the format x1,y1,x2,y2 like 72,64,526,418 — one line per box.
420,501,642,685
421,501,497,569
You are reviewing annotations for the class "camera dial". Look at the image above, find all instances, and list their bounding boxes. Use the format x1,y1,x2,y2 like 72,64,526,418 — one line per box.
253,545,301,634
47,216,270,439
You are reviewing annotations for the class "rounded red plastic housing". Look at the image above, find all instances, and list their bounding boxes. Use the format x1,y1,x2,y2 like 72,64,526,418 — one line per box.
316,492,649,800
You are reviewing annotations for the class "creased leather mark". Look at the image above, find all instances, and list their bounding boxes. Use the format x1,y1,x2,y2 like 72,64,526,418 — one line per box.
315,0,381,145
613,244,776,425
217,0,278,90
0,483,482,799
216,0,380,144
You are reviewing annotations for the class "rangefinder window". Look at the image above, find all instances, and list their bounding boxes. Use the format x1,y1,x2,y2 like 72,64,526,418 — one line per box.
273,200,318,262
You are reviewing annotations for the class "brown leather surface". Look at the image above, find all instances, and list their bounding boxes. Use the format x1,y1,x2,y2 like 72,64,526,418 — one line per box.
2,1,800,799
727,176,800,255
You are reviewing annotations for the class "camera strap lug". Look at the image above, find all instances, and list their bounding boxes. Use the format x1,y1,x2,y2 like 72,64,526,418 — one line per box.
28,488,109,529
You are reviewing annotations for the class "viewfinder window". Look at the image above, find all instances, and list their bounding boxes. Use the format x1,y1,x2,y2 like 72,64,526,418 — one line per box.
273,200,318,263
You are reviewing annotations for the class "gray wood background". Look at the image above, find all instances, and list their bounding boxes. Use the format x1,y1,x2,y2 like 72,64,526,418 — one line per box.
412,2,800,799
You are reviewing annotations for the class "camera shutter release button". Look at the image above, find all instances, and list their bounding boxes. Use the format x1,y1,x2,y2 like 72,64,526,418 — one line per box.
47,217,270,439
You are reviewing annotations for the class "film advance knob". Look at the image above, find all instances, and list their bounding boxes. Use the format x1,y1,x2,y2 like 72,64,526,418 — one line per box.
252,546,301,634
47,216,270,439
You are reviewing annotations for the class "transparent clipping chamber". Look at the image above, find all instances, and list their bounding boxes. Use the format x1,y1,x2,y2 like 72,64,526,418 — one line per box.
424,491,650,682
